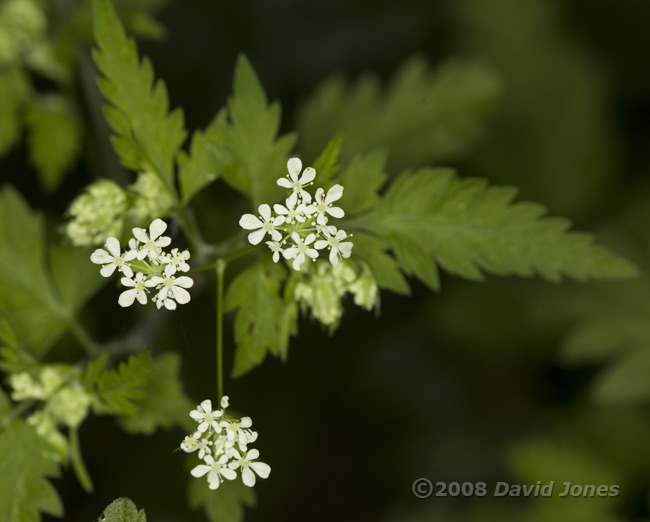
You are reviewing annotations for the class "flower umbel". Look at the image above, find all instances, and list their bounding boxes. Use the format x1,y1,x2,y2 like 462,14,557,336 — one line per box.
239,158,353,271
90,218,193,309
181,396,270,490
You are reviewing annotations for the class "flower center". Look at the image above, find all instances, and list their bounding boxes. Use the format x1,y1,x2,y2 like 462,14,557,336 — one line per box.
115,256,124,266
144,239,156,251
263,222,274,232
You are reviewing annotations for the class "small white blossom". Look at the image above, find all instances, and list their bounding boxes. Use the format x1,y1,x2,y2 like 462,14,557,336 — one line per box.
118,272,156,307
314,227,354,267
151,275,194,310
229,448,271,487
222,417,253,446
181,432,201,453
191,454,237,490
311,184,345,225
190,399,223,433
161,248,191,276
239,204,285,245
273,199,308,224
283,232,318,271
277,158,315,206
132,218,171,261
266,241,283,263
91,237,136,278
220,395,230,409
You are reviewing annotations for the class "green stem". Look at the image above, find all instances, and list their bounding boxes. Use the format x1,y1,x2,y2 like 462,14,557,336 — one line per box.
69,426,94,493
192,244,262,273
68,319,98,355
216,260,226,402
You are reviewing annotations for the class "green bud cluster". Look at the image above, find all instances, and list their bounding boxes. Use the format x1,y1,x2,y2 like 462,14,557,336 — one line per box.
127,171,173,223
294,261,378,327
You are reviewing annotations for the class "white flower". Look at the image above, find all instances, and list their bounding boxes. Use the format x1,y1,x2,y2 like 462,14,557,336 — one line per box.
277,158,315,206
220,396,230,409
160,248,191,276
239,204,285,245
282,232,318,271
150,275,194,310
223,417,253,446
191,454,237,490
181,432,201,453
118,272,156,307
229,448,271,487
132,218,171,261
91,237,136,278
314,227,354,267
190,399,223,433
266,241,283,263
311,185,344,225
273,199,308,224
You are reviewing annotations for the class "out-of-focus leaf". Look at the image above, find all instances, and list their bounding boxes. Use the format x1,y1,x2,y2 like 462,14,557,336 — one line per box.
100,497,146,522
0,67,31,156
188,475,255,522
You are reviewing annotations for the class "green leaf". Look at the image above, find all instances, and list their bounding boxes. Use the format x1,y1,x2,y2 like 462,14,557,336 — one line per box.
0,187,67,354
592,349,650,404
336,150,388,215
178,110,227,204
26,95,82,193
311,130,346,185
297,57,501,172
92,0,186,193
0,421,63,522
219,55,296,206
89,350,153,415
188,475,255,522
225,258,296,377
100,497,146,522
350,233,410,295
50,245,105,312
0,67,31,156
351,168,638,289
119,353,194,434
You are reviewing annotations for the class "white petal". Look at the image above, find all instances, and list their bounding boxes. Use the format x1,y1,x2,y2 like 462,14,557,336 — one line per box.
273,204,288,215
150,276,165,285
174,276,194,288
277,177,293,189
258,204,271,222
299,190,312,203
272,215,285,226
120,264,134,278
121,277,135,288
135,292,147,305
269,230,283,242
123,250,137,261
335,229,348,240
300,167,316,184
292,253,305,271
239,214,263,230
314,240,328,250
329,249,339,267
248,229,266,245
338,242,353,257
250,462,271,479
287,157,302,178
246,448,259,459
304,233,316,245
316,213,328,226
221,468,237,480
118,289,137,307
164,264,176,277
149,218,167,240
287,191,298,207
105,237,121,257
191,464,211,478
171,286,191,304
90,249,112,264
272,251,280,262
283,247,298,259
314,187,324,203
306,248,319,260
326,206,344,219
200,399,212,413
197,421,209,432
290,232,301,244
100,264,117,277
241,467,256,487
325,184,344,204
156,236,172,248
132,228,149,243
164,299,177,310
240,417,252,429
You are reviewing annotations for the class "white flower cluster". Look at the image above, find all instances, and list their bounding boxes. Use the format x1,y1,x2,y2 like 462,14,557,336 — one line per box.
90,218,193,310
181,396,271,490
239,158,353,271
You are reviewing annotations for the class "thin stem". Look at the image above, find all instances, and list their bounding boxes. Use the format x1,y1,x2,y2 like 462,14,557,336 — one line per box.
216,259,226,402
69,426,94,493
67,318,98,355
192,244,262,273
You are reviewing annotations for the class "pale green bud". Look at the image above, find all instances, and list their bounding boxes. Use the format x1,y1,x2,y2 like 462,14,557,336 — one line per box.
311,274,344,327
65,180,127,246
27,411,67,461
48,383,90,428
128,172,173,223
39,367,65,396
9,372,43,401
349,268,379,311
